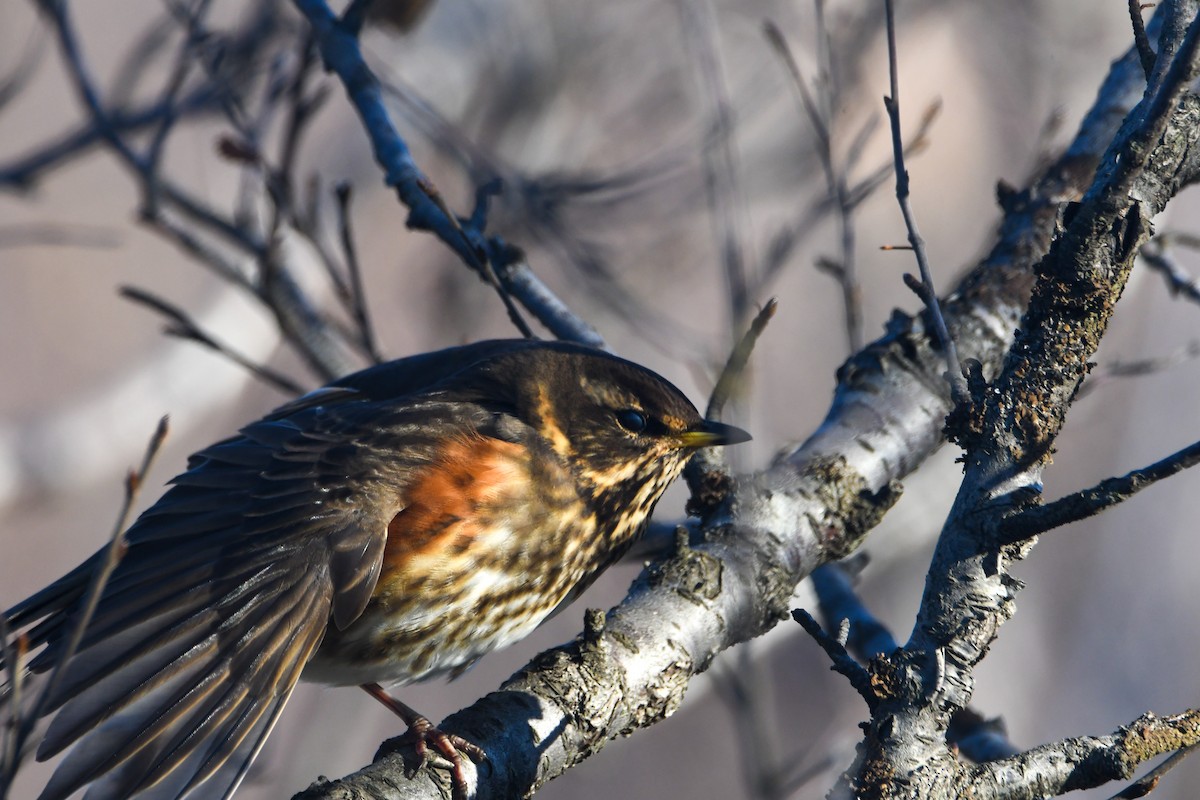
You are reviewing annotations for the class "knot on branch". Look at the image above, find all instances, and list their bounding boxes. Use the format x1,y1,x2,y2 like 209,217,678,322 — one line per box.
836,310,921,386
944,357,990,454
802,458,903,560
645,542,723,605
685,464,738,521
866,652,907,703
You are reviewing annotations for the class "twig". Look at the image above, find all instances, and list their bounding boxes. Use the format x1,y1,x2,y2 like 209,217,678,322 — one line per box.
810,562,896,661
683,299,775,513
120,286,305,395
334,183,382,363
0,19,45,113
0,91,216,190
1102,342,1200,376
293,0,535,339
492,252,606,348
1108,740,1200,799
706,298,777,420
1130,0,1158,79
277,32,326,216
143,0,211,200
945,707,1020,763
755,99,938,297
1080,341,1200,397
140,205,257,292
460,183,536,340
678,0,753,332
1141,239,1200,306
10,417,170,782
711,649,785,800
999,437,1200,544
791,609,875,710
775,754,837,799
764,15,862,352
0,224,120,250
372,64,702,353
40,0,354,380
882,0,966,404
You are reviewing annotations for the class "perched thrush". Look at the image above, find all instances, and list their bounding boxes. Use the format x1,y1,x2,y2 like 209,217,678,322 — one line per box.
2,339,749,800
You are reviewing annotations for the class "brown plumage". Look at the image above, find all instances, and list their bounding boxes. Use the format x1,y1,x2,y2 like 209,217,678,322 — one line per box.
2,339,750,800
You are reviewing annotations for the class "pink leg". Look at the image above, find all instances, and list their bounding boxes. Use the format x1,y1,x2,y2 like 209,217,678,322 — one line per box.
361,683,486,799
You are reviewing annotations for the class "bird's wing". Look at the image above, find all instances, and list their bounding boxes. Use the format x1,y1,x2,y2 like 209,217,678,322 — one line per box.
5,398,473,800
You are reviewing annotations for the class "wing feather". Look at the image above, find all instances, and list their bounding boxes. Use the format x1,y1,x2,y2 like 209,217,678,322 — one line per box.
3,355,519,799
8,397,475,800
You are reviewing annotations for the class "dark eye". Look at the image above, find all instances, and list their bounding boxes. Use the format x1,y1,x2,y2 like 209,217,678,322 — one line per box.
615,409,647,434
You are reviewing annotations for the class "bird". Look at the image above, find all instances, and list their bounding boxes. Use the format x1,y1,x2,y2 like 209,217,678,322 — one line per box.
1,339,750,800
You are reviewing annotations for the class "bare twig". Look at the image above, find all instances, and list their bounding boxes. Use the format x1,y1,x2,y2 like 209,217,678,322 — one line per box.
883,1,964,407
121,286,305,395
1080,341,1200,397
143,0,211,197
683,299,775,514
711,649,786,800
1130,0,1158,78
493,253,607,348
755,97,938,298
0,224,120,250
706,298,778,420
372,67,703,353
1108,740,1200,799
0,90,217,190
294,0,535,339
791,610,875,710
334,183,383,363
39,0,354,380
8,417,170,784
277,32,326,215
882,0,965,404
0,20,45,113
678,0,752,332
1141,238,1200,305
765,15,862,352
810,562,897,661
999,437,1200,544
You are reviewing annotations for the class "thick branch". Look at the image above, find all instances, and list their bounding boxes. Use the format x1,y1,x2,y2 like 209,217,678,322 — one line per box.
293,16,1151,797
839,6,1200,799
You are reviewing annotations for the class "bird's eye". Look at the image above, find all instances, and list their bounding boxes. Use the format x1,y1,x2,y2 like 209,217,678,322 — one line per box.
615,409,647,434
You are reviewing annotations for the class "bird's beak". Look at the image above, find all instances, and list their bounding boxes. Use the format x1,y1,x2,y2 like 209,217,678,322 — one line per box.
675,419,752,449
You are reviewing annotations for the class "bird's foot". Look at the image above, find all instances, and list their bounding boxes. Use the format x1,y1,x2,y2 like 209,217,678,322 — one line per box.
362,683,486,800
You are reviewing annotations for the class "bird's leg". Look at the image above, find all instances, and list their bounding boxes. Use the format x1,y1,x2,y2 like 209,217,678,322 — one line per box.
360,683,486,799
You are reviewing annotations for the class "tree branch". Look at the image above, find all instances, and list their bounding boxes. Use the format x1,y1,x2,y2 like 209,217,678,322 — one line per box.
967,711,1200,800
291,15,1150,788
837,5,1200,797
999,437,1200,542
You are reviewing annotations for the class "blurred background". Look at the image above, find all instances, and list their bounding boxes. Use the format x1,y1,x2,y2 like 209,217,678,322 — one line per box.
2,1,1199,798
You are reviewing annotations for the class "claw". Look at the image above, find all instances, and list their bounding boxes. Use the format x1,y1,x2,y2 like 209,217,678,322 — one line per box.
361,683,487,799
